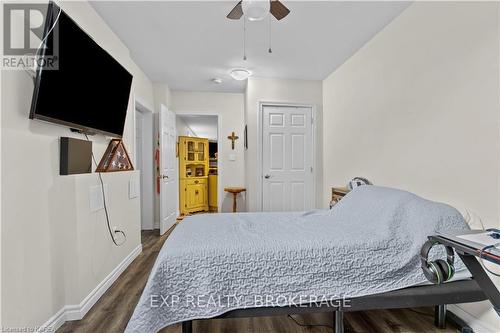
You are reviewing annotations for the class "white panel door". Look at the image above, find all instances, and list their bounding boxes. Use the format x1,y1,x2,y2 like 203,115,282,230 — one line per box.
159,105,177,235
262,106,314,212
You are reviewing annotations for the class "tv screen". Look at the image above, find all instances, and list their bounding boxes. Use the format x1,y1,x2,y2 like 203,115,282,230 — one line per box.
30,3,133,137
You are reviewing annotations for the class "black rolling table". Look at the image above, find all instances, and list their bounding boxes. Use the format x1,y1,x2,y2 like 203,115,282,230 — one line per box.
429,234,500,315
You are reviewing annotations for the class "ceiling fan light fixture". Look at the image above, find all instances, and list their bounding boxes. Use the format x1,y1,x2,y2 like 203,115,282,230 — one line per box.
230,68,252,81
242,0,270,21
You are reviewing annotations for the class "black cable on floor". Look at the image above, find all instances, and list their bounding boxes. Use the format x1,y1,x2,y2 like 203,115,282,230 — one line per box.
287,314,334,330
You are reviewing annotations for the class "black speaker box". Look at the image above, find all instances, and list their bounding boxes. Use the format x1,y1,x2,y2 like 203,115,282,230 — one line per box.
60,137,92,175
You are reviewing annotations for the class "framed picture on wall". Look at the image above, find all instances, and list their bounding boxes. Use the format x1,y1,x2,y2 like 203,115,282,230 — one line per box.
244,125,248,150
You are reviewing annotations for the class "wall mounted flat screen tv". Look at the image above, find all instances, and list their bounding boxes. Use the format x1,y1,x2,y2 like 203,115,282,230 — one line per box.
30,2,133,137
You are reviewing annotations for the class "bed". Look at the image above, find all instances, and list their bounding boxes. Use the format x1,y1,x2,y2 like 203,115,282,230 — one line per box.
126,186,487,333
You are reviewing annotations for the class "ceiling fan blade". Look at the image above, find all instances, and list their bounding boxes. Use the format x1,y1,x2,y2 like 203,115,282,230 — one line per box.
270,0,290,20
227,1,244,20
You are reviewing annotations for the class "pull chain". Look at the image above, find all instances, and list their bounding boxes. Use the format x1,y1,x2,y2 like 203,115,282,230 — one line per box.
243,18,247,61
268,15,272,53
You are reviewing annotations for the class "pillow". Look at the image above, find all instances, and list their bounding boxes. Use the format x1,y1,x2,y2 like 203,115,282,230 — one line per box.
456,207,484,230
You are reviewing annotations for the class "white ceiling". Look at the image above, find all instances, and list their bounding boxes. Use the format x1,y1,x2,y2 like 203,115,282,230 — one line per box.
178,115,218,140
91,1,411,93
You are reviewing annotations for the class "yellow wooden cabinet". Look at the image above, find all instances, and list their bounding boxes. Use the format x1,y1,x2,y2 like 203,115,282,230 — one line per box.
208,174,218,212
181,178,207,212
178,136,209,214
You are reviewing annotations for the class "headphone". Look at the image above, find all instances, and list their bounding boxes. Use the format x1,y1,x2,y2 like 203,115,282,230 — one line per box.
347,177,372,190
420,240,455,284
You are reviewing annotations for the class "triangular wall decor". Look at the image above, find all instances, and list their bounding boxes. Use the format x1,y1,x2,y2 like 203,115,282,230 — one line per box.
96,139,134,172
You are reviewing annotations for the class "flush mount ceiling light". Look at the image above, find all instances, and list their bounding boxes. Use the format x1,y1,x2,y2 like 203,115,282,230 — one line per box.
227,0,290,21
242,0,270,21
230,68,251,81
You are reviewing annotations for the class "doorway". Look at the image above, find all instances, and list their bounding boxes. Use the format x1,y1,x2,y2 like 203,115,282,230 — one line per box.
135,102,154,230
261,105,315,212
176,114,219,214
158,105,178,234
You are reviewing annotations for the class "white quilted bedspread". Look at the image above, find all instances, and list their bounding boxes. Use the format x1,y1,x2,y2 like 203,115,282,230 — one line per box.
126,186,468,333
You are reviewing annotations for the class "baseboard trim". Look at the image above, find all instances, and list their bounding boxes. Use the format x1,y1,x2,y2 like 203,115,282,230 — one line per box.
38,244,142,332
38,307,67,333
448,304,497,333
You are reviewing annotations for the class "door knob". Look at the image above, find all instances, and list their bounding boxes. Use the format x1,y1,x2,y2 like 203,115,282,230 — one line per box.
264,174,271,179
162,175,169,179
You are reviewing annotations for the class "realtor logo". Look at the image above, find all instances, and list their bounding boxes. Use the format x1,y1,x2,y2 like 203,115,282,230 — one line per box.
2,3,59,70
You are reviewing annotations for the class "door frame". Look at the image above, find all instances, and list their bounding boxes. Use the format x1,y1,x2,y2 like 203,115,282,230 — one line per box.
175,113,223,212
133,96,155,230
258,102,317,211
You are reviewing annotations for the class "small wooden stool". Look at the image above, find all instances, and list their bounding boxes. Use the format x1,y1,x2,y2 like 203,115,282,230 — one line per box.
224,187,246,213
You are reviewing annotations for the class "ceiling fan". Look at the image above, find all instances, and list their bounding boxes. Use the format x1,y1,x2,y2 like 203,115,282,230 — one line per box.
227,0,290,21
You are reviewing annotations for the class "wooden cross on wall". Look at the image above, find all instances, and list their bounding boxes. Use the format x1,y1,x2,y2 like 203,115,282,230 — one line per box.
227,131,239,150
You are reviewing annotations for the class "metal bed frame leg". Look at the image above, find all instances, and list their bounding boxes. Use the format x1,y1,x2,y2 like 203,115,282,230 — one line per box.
334,310,344,333
434,304,446,329
182,320,193,333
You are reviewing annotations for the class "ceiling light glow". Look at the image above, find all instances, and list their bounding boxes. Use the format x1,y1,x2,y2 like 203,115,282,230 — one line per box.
230,68,252,81
242,0,270,21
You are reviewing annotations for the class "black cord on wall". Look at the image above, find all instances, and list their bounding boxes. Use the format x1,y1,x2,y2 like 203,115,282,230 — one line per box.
84,134,126,246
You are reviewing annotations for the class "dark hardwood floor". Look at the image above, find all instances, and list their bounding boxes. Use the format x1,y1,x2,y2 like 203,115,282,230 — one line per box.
58,228,458,333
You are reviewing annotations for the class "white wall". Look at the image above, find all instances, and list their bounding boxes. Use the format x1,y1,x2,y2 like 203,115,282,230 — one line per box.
1,0,154,329
178,115,218,141
322,2,499,330
245,77,323,212
135,108,154,230
0,59,3,330
154,84,172,110
171,91,246,212
176,116,197,137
